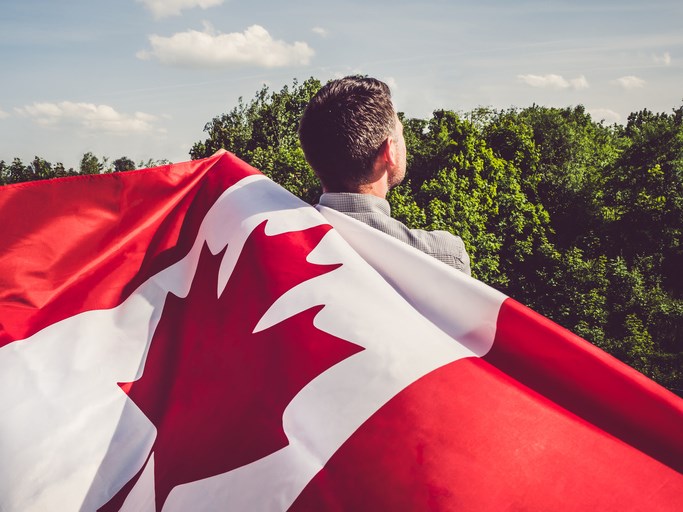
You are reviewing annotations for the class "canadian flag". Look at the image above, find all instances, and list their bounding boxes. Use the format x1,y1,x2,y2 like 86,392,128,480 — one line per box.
0,151,681,511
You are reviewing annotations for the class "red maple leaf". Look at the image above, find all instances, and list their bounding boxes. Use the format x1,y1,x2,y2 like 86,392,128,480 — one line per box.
100,221,363,511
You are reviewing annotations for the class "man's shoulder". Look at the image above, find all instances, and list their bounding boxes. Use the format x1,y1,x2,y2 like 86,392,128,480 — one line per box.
318,192,471,274
357,213,471,275
403,227,471,274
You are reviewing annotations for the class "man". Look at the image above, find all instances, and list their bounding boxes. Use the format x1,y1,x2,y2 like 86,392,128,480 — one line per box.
298,75,471,274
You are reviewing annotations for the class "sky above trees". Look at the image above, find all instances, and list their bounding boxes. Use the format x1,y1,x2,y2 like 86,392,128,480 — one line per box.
1,0,681,168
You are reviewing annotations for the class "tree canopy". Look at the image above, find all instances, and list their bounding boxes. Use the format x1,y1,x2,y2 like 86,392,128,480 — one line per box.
0,154,170,186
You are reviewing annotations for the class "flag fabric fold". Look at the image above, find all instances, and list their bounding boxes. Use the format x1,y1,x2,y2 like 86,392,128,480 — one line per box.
0,151,681,511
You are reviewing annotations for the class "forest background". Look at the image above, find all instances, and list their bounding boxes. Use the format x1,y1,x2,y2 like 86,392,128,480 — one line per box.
2,77,681,396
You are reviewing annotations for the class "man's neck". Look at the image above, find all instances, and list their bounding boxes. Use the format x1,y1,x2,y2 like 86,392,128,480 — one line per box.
324,176,389,199
355,180,389,199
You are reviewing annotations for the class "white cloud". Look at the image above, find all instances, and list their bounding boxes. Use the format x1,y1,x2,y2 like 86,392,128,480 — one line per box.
0,107,9,119
137,24,314,68
15,101,162,134
137,0,224,19
612,75,646,89
312,27,328,37
518,74,589,90
588,108,621,124
570,75,589,90
653,52,672,66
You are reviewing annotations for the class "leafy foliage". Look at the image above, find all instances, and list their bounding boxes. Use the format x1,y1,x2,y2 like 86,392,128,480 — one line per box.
0,153,172,186
0,157,77,185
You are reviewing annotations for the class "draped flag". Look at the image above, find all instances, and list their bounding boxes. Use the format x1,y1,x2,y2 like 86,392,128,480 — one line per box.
1,150,681,511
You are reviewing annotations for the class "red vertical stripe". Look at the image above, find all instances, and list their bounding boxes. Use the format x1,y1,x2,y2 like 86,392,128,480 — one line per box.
485,298,683,473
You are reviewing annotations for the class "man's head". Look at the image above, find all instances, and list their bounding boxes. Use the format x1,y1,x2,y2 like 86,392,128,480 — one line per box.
298,76,406,193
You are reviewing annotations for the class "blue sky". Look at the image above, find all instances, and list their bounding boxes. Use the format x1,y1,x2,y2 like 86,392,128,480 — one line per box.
1,0,681,169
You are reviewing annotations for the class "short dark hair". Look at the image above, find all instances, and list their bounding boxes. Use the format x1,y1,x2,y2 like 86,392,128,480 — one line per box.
298,76,396,191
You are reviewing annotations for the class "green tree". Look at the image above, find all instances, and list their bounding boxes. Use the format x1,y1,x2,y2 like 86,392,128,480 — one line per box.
0,157,76,184
397,110,553,295
484,105,623,255
112,157,136,173
79,152,103,175
29,157,56,181
602,107,683,292
1,158,31,184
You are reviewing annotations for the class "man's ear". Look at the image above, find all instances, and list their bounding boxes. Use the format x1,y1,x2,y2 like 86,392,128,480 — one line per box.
378,135,397,167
